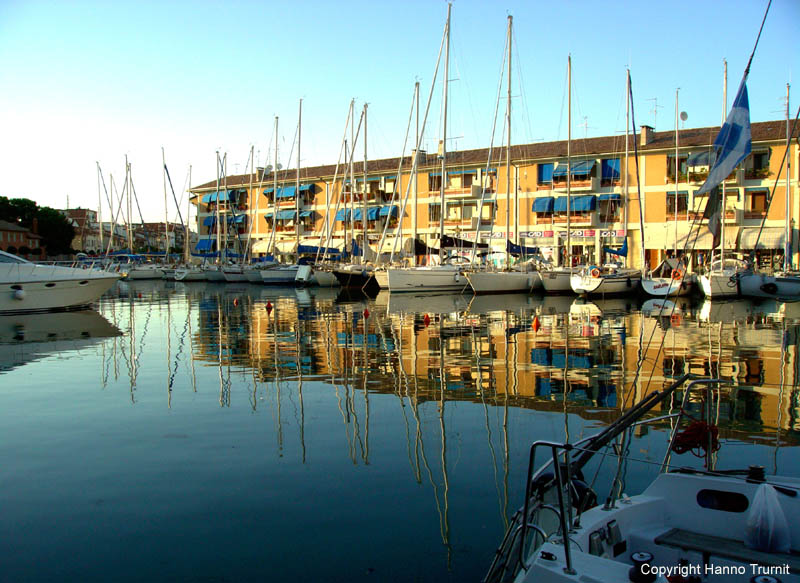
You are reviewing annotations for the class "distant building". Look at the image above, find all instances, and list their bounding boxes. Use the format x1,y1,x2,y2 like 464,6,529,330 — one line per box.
0,219,44,258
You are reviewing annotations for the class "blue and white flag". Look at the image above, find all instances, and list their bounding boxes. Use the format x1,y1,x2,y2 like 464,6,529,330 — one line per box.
696,78,752,196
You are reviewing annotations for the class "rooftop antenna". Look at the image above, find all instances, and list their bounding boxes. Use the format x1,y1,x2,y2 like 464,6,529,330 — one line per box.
646,97,663,129
579,116,595,139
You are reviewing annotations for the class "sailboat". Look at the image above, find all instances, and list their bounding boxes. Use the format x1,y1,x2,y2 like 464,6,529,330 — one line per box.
386,4,469,295
465,16,542,295
540,57,578,294
642,90,693,297
739,84,800,299
699,61,751,299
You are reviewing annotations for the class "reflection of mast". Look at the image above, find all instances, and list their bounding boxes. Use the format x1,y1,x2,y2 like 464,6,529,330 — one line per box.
295,321,306,463
362,311,370,465
388,309,421,482
437,316,452,568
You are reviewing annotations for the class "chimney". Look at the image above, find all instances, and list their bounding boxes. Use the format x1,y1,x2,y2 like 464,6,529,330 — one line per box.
640,125,654,146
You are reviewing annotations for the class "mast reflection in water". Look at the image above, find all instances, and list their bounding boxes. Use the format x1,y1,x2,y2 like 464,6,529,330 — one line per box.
0,279,798,582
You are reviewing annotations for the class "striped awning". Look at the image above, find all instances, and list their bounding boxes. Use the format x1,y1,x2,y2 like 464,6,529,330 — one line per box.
739,227,785,249
532,197,554,212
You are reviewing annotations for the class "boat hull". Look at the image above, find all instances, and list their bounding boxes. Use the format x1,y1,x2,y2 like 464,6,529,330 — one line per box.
260,265,300,285
1,264,119,314
386,266,468,293
466,270,541,294
738,271,800,300
539,269,574,293
641,276,692,297
174,268,206,282
570,271,641,295
699,272,740,298
333,265,379,294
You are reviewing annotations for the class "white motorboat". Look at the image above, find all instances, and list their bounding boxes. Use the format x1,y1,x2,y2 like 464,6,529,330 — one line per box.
699,258,748,298
570,263,641,295
386,264,469,293
0,250,120,313
484,375,800,583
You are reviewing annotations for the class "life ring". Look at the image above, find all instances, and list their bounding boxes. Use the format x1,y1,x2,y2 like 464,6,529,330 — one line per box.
671,268,683,280
590,267,601,278
670,313,682,326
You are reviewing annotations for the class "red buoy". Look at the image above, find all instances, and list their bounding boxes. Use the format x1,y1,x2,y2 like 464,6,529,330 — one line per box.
423,314,431,327
532,315,541,332
363,308,370,319
266,301,273,314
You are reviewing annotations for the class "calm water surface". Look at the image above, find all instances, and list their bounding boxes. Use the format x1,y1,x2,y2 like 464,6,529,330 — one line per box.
1,281,798,582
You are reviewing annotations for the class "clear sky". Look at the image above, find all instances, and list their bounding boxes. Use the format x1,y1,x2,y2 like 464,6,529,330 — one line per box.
0,0,797,224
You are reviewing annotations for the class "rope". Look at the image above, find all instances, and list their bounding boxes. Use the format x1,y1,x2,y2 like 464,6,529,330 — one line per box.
671,420,720,457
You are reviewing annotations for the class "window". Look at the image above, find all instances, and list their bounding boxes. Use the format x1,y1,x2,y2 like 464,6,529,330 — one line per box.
746,189,768,217
666,191,689,216
428,203,441,223
428,174,442,192
746,150,771,179
666,155,689,181
600,159,620,187
537,163,553,186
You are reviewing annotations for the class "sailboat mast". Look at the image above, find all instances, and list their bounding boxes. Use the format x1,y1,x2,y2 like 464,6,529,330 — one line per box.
215,152,222,263
720,59,727,270
413,82,420,267
162,147,169,263
674,89,679,258
785,83,791,272
505,15,512,270
363,103,368,264
185,165,191,265
296,99,302,257
624,70,630,269
272,117,278,258
97,162,104,255
439,2,451,263
349,100,356,264
566,55,572,271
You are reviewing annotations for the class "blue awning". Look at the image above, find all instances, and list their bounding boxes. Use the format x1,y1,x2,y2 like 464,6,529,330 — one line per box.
601,158,620,180
299,210,314,218
276,210,296,220
230,214,246,224
195,239,214,251
352,207,379,221
203,216,216,226
532,197,554,212
335,209,351,221
379,205,398,217
598,194,621,201
552,160,596,178
554,195,596,212
201,190,237,203
538,163,554,183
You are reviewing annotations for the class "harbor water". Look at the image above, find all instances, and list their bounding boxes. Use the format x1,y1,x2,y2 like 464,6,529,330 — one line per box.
1,280,798,582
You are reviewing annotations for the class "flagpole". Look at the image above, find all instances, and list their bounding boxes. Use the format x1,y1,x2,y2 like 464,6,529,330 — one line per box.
720,60,727,272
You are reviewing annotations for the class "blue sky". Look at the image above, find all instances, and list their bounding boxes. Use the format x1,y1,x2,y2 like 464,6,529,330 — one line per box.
0,0,797,223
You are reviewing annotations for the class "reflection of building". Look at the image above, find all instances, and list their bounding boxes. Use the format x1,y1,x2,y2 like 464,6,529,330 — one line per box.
183,286,800,439
189,120,798,272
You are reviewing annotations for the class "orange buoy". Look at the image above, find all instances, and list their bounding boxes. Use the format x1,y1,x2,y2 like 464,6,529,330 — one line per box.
590,267,601,278
532,315,541,332
670,313,682,326
671,268,684,280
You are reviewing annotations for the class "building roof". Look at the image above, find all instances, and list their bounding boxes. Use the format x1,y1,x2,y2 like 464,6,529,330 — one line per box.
190,119,789,191
0,219,29,232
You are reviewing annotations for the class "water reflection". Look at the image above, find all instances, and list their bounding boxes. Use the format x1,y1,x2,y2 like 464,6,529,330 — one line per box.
7,281,795,581
97,283,800,439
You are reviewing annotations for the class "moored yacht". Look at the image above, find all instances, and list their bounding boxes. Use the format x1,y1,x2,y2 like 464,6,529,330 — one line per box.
0,250,120,313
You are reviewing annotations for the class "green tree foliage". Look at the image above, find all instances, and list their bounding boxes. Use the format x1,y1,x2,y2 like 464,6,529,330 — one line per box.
0,196,75,256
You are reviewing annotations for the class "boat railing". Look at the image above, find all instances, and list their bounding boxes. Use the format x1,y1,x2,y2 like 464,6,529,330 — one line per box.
487,375,729,582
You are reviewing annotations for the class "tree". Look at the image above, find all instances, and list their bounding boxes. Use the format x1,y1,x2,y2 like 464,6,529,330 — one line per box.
0,196,74,256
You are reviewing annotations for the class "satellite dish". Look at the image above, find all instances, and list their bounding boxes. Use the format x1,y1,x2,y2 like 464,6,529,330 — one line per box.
680,111,688,121
276,163,283,170
265,165,273,173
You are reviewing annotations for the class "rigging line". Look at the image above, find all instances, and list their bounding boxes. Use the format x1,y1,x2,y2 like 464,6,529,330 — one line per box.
511,30,534,145
745,0,772,77
163,163,185,229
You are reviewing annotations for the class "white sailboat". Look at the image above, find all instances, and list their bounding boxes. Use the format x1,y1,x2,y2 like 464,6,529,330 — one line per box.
541,57,576,294
466,16,542,295
571,68,640,296
386,4,469,295
739,84,800,299
642,89,692,297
